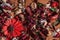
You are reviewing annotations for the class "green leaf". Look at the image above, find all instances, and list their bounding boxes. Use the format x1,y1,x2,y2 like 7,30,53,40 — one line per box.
50,8,56,12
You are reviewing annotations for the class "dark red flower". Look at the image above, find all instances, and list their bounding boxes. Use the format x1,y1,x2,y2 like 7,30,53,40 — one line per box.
2,18,24,38
52,2,58,7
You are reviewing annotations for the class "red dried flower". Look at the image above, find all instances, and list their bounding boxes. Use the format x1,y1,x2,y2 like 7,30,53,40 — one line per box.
52,2,58,7
2,18,24,38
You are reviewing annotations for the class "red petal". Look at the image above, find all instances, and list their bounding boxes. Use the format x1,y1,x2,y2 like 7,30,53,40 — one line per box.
14,21,20,26
7,33,13,38
11,19,16,24
12,31,17,37
4,31,8,35
14,23,21,28
4,19,10,26
15,23,23,29
15,27,22,32
6,37,10,40
52,2,58,7
3,26,7,31
15,24,24,31
14,30,21,36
